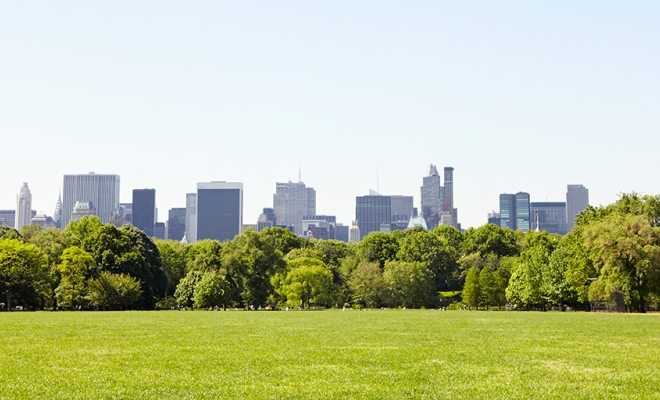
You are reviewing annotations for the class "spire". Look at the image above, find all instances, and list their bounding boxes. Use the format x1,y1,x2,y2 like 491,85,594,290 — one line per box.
426,164,439,176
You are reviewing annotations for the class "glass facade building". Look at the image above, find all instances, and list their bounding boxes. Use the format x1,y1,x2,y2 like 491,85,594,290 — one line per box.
196,182,243,242
273,181,316,236
499,194,516,230
167,207,186,241
356,195,391,240
515,192,531,233
132,189,156,237
531,202,567,235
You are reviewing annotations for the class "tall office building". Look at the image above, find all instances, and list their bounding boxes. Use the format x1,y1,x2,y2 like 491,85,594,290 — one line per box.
390,195,414,231
442,167,456,227
61,173,120,228
154,222,166,240
15,183,32,230
335,224,349,242
499,194,517,230
185,193,197,244
420,164,443,230
132,189,156,237
303,215,336,240
196,182,243,242
531,202,567,235
167,208,186,241
566,185,589,232
0,210,16,228
273,181,316,236
348,221,361,242
356,195,391,239
53,194,63,229
515,192,531,233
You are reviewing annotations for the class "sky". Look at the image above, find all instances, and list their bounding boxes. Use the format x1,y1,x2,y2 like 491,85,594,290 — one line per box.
1,1,659,229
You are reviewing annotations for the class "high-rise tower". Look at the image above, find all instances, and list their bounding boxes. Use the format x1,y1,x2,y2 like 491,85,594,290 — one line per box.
61,173,120,228
273,181,316,236
566,185,589,232
15,183,32,230
420,164,443,230
132,189,156,237
442,167,455,227
196,181,243,242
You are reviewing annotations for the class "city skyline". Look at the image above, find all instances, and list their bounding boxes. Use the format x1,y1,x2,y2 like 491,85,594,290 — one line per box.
2,2,659,229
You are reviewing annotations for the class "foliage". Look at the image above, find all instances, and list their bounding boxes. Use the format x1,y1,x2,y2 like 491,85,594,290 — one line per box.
461,267,480,308
174,270,205,307
0,239,50,309
347,262,385,308
193,272,231,308
382,261,435,308
55,246,96,310
276,258,336,308
86,272,143,310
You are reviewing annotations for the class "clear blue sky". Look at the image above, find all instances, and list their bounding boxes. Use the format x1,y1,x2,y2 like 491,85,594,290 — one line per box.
1,1,659,229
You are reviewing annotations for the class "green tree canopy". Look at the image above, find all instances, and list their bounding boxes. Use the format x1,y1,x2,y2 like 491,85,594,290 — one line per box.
0,239,51,310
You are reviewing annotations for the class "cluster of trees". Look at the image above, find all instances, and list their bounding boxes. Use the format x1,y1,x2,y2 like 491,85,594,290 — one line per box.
2,193,660,312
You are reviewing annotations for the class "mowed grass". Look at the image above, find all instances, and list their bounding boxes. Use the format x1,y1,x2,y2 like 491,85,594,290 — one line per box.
1,311,660,399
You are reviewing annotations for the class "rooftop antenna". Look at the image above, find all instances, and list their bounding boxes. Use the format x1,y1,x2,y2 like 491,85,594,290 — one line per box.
298,164,301,182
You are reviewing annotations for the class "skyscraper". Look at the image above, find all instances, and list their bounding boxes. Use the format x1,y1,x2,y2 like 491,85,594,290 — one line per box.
53,194,63,229
356,195,391,239
185,193,197,244
15,183,32,230
499,194,516,230
273,181,316,236
566,185,589,232
515,192,531,233
132,189,156,237
420,164,443,230
442,167,455,227
196,181,243,242
167,208,186,242
62,173,120,228
531,202,567,235
348,221,361,242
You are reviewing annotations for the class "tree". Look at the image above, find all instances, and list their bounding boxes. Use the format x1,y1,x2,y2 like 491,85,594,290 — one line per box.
584,213,660,312
55,246,96,310
462,224,520,258
174,270,205,307
357,232,399,268
382,261,435,308
0,239,50,310
348,262,385,308
506,246,548,309
0,226,22,241
276,258,336,308
155,240,189,297
87,272,143,310
194,272,231,308
397,230,459,291
462,267,480,308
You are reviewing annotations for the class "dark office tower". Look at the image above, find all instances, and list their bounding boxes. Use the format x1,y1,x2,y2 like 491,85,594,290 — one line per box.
262,208,277,225
531,202,567,235
167,208,186,241
196,182,243,242
566,185,589,232
442,167,455,227
154,222,166,240
488,211,501,226
515,192,531,233
356,195,391,240
132,189,156,237
421,164,443,230
499,194,517,230
335,224,349,242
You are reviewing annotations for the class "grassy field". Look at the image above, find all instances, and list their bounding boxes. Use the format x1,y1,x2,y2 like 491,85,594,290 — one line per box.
1,310,659,399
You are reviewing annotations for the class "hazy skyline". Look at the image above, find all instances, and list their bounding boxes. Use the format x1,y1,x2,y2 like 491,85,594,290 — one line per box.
2,2,659,229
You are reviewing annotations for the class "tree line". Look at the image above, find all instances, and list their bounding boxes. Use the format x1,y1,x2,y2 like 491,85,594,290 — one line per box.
1,193,660,312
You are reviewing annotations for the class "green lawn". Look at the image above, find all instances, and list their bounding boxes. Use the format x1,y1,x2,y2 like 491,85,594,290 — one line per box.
1,310,659,399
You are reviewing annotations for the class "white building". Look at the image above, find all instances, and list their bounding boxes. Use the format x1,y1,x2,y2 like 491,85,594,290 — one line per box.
185,193,197,244
15,183,32,230
62,173,120,228
273,181,316,236
349,220,361,242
